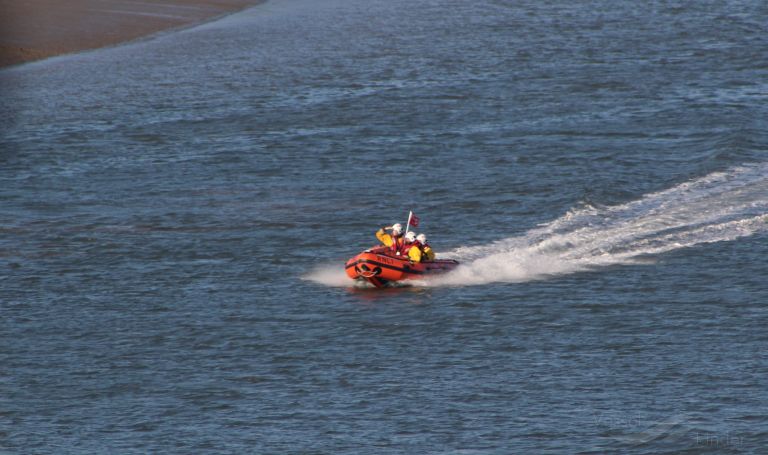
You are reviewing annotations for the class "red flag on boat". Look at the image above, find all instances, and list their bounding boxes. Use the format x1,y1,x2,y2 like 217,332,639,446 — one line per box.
409,212,420,227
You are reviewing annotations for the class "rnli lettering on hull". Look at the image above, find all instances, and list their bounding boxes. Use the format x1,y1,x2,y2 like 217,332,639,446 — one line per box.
375,255,396,265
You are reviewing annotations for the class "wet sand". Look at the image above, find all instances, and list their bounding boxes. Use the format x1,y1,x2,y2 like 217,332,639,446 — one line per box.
0,0,262,67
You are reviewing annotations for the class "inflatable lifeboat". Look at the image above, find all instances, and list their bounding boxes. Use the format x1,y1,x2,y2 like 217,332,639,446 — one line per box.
345,246,459,288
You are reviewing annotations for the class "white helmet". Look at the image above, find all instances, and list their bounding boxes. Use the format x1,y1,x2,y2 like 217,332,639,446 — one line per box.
391,223,403,235
416,233,427,244
404,231,416,242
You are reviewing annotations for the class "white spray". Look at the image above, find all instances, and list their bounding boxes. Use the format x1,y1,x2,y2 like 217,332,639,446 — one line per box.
428,163,768,286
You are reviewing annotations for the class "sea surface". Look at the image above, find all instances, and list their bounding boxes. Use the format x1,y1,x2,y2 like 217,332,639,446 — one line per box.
1,0,767,453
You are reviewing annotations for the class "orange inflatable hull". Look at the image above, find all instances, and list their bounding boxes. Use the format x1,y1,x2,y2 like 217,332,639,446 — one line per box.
345,246,459,288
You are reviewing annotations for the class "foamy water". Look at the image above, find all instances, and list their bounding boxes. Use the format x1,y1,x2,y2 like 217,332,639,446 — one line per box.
304,262,357,287
432,163,767,286
309,163,768,287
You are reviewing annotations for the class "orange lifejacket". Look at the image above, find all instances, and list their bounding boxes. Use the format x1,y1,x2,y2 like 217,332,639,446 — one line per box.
392,235,406,254
398,240,415,256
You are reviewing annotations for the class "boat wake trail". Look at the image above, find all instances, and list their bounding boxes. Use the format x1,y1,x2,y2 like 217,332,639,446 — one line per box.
425,163,768,287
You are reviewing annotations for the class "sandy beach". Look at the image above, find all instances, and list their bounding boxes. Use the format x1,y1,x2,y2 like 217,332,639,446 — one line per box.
0,0,262,67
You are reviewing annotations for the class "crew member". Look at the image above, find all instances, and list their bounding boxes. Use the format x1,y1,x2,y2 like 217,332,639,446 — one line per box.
376,223,405,254
416,233,436,261
403,231,423,262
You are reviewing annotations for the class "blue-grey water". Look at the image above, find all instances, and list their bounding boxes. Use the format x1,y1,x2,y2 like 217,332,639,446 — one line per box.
2,0,767,453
